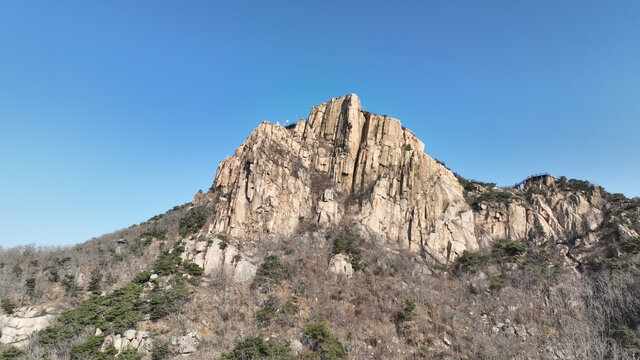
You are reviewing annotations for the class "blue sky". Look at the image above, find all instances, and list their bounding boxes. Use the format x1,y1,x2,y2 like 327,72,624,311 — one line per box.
1,1,639,247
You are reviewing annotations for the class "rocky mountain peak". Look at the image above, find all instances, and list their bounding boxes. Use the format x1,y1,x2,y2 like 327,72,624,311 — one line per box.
194,94,477,263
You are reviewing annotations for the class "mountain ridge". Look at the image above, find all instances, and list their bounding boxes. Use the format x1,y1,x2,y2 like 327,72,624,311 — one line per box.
188,94,634,268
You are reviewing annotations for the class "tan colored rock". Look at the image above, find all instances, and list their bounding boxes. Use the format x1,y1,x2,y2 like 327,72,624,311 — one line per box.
290,339,304,355
468,175,623,258
0,307,56,347
195,94,477,263
101,330,152,355
328,254,354,278
113,334,122,351
233,260,257,282
124,329,136,340
190,95,631,265
171,331,199,354
181,237,257,282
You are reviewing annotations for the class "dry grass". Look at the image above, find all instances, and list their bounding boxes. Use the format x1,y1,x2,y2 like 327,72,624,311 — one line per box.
3,215,640,359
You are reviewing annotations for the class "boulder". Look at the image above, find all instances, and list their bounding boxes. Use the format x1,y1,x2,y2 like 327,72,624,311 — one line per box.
124,329,136,340
290,339,304,355
171,331,199,354
328,254,353,278
233,260,257,282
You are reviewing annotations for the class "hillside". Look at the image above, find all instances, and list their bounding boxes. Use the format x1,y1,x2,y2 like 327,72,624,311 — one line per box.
1,94,640,360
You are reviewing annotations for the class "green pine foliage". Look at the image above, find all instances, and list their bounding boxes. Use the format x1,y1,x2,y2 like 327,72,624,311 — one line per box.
25,278,36,297
45,266,60,282
332,227,365,271
588,258,631,273
1,298,17,315
219,336,292,360
305,318,347,359
116,347,143,360
68,335,143,360
132,271,152,284
492,240,526,262
141,226,168,240
256,296,278,327
609,325,640,353
621,237,640,254
456,251,488,273
39,283,143,344
488,272,509,291
151,341,170,360
399,300,416,322
178,206,208,237
183,262,204,277
252,255,289,288
69,335,104,360
556,176,595,193
0,346,25,360
149,278,191,321
11,265,22,277
39,257,192,353
153,244,184,276
88,268,103,295
62,274,82,297
38,241,194,356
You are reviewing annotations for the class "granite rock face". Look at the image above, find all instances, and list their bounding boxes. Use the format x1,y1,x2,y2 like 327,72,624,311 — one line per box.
328,254,354,278
471,175,626,264
101,330,152,355
473,177,606,242
194,94,478,263
191,94,636,265
179,237,257,283
0,307,57,347
170,331,200,354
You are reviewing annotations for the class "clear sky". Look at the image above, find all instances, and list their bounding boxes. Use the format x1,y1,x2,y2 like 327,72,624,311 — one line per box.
1,1,639,247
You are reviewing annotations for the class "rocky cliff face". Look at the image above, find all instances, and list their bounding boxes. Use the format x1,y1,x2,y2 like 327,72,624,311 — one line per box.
192,94,637,265
194,94,478,263
0,307,57,347
471,175,638,265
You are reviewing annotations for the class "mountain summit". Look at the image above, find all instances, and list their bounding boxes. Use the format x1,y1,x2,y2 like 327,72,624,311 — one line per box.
194,93,476,263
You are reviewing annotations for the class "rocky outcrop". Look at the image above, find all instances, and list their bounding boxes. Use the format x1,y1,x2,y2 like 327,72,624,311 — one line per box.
194,94,477,263
0,307,57,347
170,331,200,354
472,175,614,256
180,237,257,282
328,254,354,278
101,329,152,355
190,94,636,265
